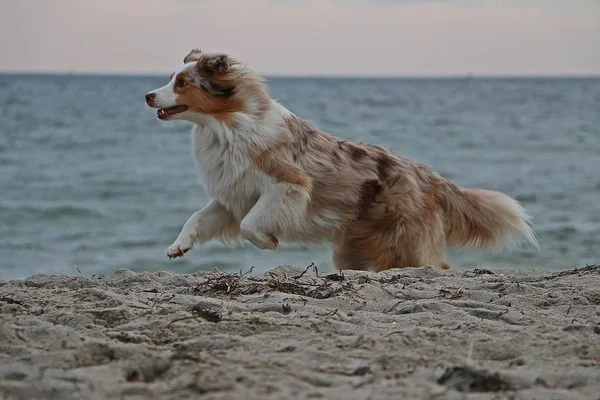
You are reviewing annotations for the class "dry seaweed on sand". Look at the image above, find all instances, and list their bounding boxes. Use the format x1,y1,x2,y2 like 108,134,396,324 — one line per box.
192,264,358,300
461,264,600,282
463,268,494,277
544,264,600,280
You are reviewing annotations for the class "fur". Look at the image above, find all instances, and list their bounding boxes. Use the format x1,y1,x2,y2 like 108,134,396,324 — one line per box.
145,49,540,271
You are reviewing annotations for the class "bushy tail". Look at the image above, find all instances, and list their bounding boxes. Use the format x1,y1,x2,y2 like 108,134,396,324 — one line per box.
441,182,539,252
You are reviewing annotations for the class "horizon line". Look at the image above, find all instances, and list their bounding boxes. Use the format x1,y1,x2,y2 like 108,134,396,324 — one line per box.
1,70,599,80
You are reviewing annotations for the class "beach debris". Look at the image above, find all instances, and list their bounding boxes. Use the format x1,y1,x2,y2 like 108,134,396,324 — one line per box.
351,365,371,376
439,286,465,299
275,345,296,353
437,366,512,392
324,271,345,281
544,264,599,280
192,264,356,300
293,263,318,279
463,268,494,277
192,306,223,323
0,296,29,308
281,303,292,314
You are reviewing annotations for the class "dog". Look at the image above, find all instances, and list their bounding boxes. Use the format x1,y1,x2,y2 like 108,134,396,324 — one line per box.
144,48,539,271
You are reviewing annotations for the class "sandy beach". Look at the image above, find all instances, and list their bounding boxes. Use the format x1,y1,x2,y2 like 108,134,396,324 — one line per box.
1,264,599,400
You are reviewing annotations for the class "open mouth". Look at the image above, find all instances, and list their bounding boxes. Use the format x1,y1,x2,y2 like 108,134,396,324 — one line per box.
157,105,189,120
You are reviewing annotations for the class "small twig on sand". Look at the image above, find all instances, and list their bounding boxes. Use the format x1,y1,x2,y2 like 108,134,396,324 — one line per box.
293,265,312,280
322,308,338,317
149,294,175,312
386,299,404,313
463,268,494,278
439,287,465,299
379,286,399,299
544,264,600,280
377,274,410,284
293,263,316,280
240,266,255,277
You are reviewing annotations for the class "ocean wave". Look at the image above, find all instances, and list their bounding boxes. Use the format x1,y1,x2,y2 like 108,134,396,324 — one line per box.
0,204,112,222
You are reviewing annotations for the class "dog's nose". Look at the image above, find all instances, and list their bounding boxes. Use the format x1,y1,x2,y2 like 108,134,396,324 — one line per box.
145,92,156,104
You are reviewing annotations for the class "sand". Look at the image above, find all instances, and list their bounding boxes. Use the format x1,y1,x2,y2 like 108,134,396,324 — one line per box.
1,264,599,400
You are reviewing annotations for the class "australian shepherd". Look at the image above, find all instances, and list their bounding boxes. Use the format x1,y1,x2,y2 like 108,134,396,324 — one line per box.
144,48,539,271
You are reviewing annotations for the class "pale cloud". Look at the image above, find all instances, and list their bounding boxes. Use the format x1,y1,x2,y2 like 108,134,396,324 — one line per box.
0,0,598,75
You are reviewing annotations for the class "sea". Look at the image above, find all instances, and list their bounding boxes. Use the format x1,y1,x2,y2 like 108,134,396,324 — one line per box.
1,74,599,280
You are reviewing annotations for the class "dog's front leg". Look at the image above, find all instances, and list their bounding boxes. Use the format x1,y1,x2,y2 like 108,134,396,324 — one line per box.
240,183,311,250
166,200,238,259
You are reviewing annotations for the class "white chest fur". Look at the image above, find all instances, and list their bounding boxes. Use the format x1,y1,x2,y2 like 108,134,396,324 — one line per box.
191,125,273,221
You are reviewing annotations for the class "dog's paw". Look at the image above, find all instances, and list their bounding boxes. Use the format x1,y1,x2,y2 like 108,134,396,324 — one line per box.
240,225,279,250
166,241,192,259
250,234,278,251
248,235,279,250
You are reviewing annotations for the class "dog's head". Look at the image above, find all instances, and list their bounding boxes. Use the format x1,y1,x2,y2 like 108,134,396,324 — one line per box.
145,49,269,125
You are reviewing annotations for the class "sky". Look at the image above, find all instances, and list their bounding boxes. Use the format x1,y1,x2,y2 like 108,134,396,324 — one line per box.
0,0,598,76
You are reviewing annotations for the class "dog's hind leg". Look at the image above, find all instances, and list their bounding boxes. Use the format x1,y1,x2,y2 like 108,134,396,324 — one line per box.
166,200,239,259
332,240,371,271
332,212,448,271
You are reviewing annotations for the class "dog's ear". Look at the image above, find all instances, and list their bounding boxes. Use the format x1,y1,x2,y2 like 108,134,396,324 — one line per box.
183,48,202,64
204,54,230,73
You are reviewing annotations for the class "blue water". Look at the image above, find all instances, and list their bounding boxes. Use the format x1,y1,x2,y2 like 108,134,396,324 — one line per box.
1,74,599,280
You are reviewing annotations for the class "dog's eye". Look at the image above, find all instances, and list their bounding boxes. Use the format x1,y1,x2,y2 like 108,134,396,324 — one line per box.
175,79,187,88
